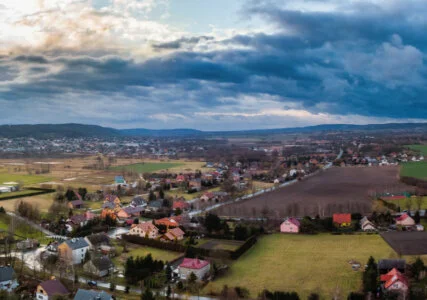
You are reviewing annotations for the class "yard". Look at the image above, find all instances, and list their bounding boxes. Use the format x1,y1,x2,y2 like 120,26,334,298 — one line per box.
205,234,397,299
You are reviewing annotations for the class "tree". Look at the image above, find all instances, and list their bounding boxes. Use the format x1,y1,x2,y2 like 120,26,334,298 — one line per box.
159,188,165,199
363,256,377,293
141,287,155,300
414,210,421,224
148,190,156,202
308,293,320,300
166,264,172,282
109,281,116,292
347,292,364,300
78,187,88,200
412,257,425,281
166,285,172,299
204,213,222,233
188,272,197,284
65,189,77,201
125,286,130,294
415,195,423,210
234,225,248,241
0,207,5,214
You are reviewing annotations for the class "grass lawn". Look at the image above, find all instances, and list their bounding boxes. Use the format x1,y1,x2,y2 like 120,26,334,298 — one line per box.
0,193,54,213
0,214,50,244
0,172,52,186
406,144,427,156
109,162,184,173
112,243,183,268
400,161,427,179
205,234,397,299
168,186,221,201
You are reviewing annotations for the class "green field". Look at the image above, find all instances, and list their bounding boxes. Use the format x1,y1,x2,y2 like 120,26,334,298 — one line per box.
0,189,52,200
0,172,52,186
401,161,427,179
406,144,427,155
109,162,184,173
206,234,396,299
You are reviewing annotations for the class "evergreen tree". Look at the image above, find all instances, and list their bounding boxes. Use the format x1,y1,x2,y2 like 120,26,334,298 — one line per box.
141,287,155,300
363,256,378,293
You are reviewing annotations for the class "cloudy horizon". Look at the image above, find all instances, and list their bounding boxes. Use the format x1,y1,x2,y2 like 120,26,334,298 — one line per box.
1,0,427,130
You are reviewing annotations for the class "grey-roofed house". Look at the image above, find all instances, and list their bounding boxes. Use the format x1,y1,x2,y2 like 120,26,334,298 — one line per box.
131,195,147,208
36,279,69,300
146,199,162,211
378,259,406,274
74,289,113,300
0,266,18,292
83,256,114,277
58,238,90,265
68,199,84,209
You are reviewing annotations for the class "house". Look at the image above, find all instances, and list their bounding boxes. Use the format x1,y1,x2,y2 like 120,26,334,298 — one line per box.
16,238,38,250
103,194,121,206
178,258,210,280
83,256,114,277
395,213,415,227
36,278,69,300
68,214,88,228
85,233,111,251
74,289,113,300
416,224,424,231
155,217,179,228
68,199,84,209
0,267,18,291
114,176,126,185
131,196,147,208
380,268,409,294
173,199,190,211
360,216,376,232
146,200,163,211
280,217,300,233
378,259,406,275
128,222,159,239
58,238,90,265
333,214,352,227
162,227,185,241
200,192,214,202
189,178,202,192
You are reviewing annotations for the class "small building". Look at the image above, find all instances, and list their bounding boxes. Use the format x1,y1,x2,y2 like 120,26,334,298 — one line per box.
0,266,18,292
36,279,69,300
104,194,121,207
333,214,352,227
58,238,90,265
280,217,300,233
83,256,114,277
395,213,415,227
416,224,424,231
68,199,84,209
380,268,409,294
74,289,113,300
128,222,159,239
378,259,406,275
85,233,111,251
178,258,210,280
162,227,185,241
360,216,376,232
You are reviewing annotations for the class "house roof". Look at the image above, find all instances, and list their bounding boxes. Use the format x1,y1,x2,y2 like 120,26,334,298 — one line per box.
74,289,112,300
147,200,162,208
180,258,209,270
123,206,144,215
378,259,406,271
396,213,413,222
333,214,351,224
134,222,158,232
380,268,401,282
283,217,300,227
104,194,119,203
69,214,86,224
0,266,14,282
90,256,114,272
86,233,110,246
173,200,190,210
63,238,89,250
69,199,84,206
102,202,117,209
155,218,179,227
131,196,146,207
40,279,69,296
169,227,185,237
115,176,125,184
381,268,408,289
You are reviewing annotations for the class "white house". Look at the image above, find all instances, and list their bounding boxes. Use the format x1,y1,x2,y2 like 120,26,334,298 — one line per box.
360,216,376,232
395,213,415,227
58,238,90,265
0,267,18,292
178,258,210,280
128,222,159,239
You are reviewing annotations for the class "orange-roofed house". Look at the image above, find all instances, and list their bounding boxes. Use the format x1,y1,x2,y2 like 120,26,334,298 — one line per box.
128,222,159,239
333,214,352,227
380,268,409,294
161,227,185,242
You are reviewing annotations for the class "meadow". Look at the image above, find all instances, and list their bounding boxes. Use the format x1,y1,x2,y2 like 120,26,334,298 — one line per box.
406,144,427,155
400,161,427,180
0,193,55,212
0,171,52,186
205,234,396,299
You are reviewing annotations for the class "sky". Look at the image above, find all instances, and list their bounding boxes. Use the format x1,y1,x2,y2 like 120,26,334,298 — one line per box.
1,0,427,130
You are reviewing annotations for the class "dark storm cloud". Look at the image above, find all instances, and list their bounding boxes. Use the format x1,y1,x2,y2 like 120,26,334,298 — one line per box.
2,0,427,122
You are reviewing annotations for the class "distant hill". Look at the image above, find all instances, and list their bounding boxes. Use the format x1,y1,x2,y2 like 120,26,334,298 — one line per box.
0,122,426,138
0,124,119,138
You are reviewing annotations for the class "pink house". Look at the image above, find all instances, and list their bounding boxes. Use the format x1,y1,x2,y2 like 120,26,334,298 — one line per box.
395,213,415,226
280,217,300,233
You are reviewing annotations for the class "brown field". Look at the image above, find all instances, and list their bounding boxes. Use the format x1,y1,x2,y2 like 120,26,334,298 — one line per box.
214,166,413,218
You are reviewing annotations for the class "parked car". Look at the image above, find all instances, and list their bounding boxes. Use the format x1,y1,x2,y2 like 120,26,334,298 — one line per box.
87,280,97,287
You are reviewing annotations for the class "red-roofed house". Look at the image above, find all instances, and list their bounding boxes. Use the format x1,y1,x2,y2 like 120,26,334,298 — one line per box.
173,200,190,211
280,217,300,233
380,268,409,294
178,258,210,280
128,222,159,239
395,213,415,226
333,214,352,227
161,227,185,241
154,218,179,228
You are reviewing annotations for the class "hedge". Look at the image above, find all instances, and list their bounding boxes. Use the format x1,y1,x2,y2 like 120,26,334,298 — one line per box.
0,188,55,201
122,234,258,260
